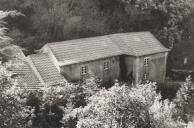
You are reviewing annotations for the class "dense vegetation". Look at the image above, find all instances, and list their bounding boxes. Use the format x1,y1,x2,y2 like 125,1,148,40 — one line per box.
0,0,193,54
1,67,193,128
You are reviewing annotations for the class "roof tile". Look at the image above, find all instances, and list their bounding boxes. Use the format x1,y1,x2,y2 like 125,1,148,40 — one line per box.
29,53,65,83
11,61,42,88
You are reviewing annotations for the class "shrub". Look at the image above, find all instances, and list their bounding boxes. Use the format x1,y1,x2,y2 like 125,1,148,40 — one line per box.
157,82,181,100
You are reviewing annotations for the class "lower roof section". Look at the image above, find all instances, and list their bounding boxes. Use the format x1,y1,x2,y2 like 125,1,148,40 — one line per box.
28,53,65,84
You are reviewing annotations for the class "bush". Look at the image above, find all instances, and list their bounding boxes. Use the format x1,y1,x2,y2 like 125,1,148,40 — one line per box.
157,82,181,100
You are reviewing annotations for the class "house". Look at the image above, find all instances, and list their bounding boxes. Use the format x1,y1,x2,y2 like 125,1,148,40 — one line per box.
12,32,170,89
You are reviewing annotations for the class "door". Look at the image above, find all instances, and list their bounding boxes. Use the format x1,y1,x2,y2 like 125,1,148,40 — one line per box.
119,55,127,81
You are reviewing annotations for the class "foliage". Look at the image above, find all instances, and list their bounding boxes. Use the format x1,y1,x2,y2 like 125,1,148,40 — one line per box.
63,82,193,128
0,10,23,47
173,75,193,121
0,64,30,128
121,0,194,48
0,0,109,53
1,69,194,128
157,82,181,100
8,77,101,128
0,0,193,54
0,10,30,128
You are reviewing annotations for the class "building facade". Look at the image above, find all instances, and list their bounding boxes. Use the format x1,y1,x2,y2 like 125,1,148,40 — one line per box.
58,52,168,84
12,32,170,89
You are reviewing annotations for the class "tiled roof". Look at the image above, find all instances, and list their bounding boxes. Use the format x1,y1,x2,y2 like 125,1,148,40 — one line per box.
109,32,170,56
3,45,43,89
28,53,65,84
46,32,169,65
46,36,123,65
10,61,43,89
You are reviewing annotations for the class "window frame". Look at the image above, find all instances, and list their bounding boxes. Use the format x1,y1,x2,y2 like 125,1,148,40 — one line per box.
103,61,110,70
80,65,88,75
144,57,150,66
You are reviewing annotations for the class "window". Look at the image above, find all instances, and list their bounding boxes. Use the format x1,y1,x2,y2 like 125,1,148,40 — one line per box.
144,57,150,66
144,73,148,80
103,61,110,70
81,65,88,75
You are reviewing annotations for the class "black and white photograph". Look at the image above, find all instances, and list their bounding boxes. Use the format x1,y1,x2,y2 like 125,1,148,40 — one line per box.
0,0,194,128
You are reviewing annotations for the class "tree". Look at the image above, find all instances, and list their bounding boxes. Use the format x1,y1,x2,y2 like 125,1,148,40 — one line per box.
0,10,23,47
121,0,194,48
13,77,101,128
0,63,31,128
173,75,193,121
0,0,193,54
0,10,30,128
64,82,191,128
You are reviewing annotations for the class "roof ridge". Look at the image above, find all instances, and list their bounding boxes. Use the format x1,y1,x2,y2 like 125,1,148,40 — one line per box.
108,34,137,56
45,31,151,46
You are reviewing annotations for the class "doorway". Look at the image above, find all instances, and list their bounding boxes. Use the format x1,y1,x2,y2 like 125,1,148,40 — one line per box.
119,55,127,81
